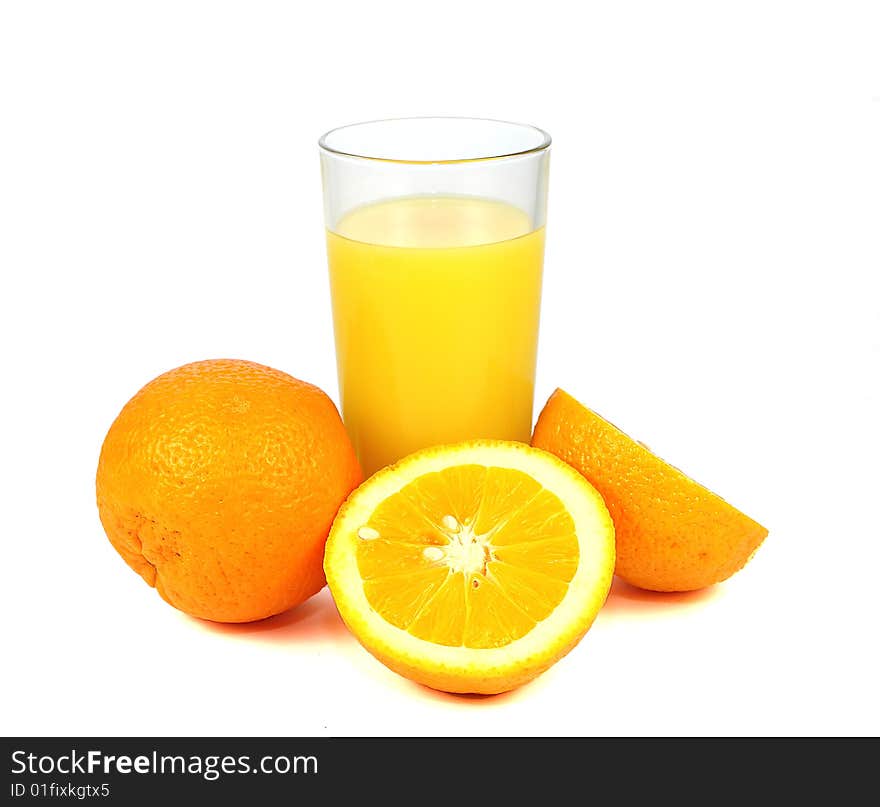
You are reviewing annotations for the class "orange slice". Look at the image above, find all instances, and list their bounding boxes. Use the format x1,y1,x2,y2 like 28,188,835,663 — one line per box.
323,440,615,694
532,388,769,592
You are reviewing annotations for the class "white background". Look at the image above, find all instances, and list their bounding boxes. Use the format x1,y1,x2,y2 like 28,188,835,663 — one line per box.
2,1,878,737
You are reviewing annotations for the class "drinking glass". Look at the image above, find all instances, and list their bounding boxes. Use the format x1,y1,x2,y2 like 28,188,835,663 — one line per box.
319,117,551,476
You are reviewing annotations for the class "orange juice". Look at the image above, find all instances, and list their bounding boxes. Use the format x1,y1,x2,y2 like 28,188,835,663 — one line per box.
327,195,544,475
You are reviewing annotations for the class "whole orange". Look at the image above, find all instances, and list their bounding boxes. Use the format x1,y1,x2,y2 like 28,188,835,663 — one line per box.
96,359,362,622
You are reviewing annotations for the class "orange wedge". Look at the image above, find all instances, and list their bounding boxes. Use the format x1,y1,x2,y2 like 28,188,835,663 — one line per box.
532,389,769,592
324,441,615,694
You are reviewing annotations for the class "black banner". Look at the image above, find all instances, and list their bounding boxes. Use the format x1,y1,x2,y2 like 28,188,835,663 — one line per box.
1,737,874,802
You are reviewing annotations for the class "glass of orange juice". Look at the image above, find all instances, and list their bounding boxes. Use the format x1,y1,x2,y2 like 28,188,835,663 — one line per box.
319,117,551,476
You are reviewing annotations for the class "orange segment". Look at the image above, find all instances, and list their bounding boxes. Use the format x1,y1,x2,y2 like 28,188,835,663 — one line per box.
362,566,449,631
471,466,543,534
531,388,769,592
462,576,536,649
324,441,616,694
486,562,571,621
408,573,469,646
492,536,580,581
366,488,447,545
357,536,444,580
402,464,489,528
491,489,577,546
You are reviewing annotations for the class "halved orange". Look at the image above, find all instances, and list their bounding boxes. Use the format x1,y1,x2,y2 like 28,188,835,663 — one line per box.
324,440,615,694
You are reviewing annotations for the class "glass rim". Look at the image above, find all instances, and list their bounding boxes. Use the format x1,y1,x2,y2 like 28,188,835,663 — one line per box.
318,116,552,165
